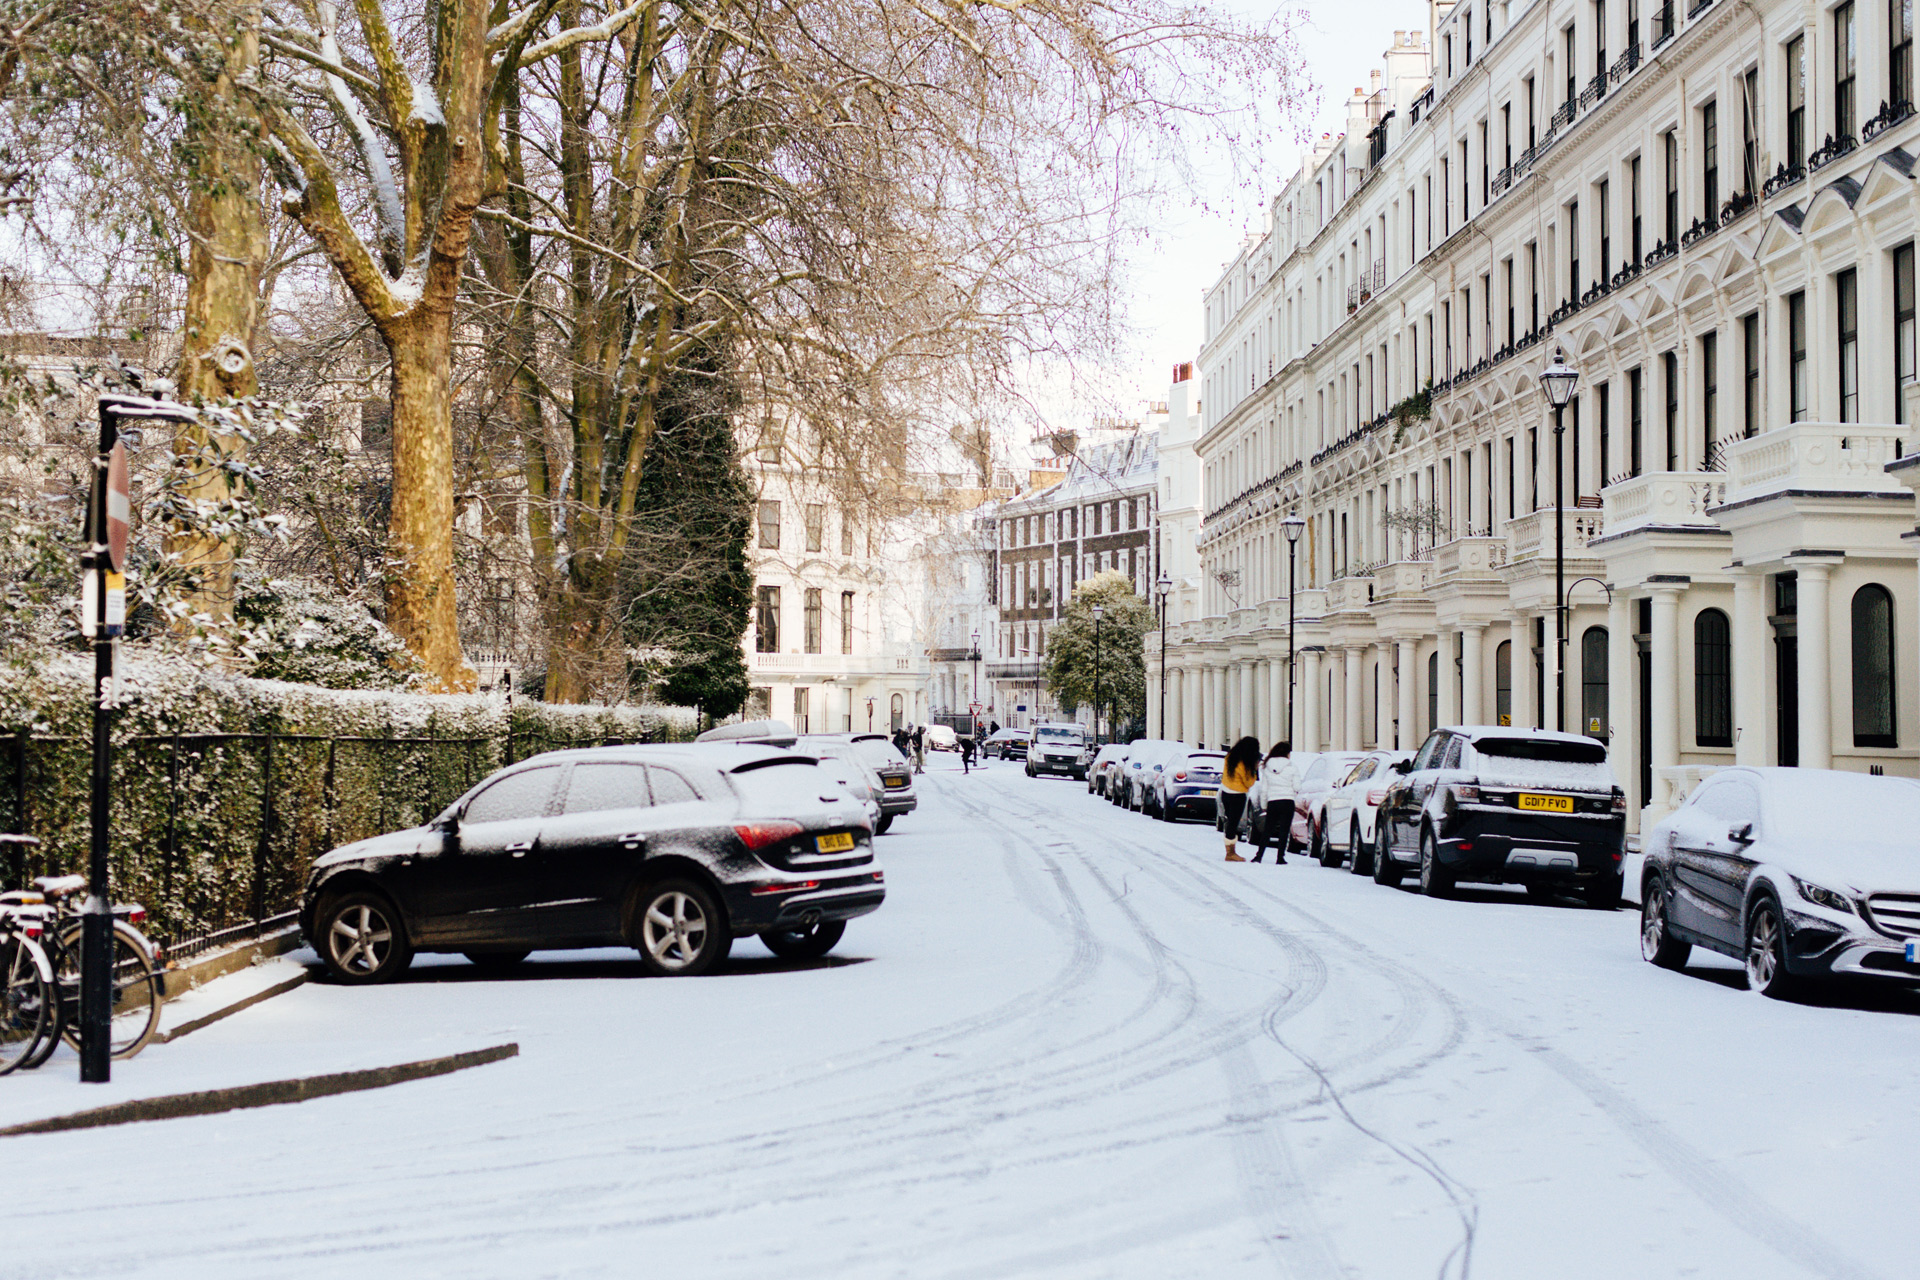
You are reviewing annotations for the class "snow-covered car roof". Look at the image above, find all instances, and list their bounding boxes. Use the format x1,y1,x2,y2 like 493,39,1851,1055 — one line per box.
1448,725,1601,746
1705,766,1920,847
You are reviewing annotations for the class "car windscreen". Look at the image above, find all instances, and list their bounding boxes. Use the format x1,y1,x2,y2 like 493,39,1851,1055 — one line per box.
728,761,846,813
1767,773,1920,848
1035,727,1084,743
851,739,906,769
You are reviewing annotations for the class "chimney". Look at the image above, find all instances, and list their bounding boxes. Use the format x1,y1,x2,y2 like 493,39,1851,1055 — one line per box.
1370,69,1382,92
1394,29,1406,46
1172,361,1193,383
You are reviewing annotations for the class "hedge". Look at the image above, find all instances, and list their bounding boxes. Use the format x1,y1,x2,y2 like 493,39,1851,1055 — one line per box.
0,655,697,953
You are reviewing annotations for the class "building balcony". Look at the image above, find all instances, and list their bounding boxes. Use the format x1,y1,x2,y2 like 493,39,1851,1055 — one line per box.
1324,575,1374,613
752,652,925,677
1600,471,1727,535
1430,535,1510,581
1723,421,1912,504
1375,559,1433,599
1505,506,1605,562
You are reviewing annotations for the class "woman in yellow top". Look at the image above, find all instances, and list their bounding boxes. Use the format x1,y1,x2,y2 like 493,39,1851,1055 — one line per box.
1218,736,1261,861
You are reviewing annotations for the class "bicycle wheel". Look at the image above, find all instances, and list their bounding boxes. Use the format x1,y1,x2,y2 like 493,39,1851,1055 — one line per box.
58,922,162,1060
0,935,51,1074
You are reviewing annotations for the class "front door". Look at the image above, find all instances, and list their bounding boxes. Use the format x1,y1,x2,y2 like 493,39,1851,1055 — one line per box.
1670,779,1761,947
425,765,563,945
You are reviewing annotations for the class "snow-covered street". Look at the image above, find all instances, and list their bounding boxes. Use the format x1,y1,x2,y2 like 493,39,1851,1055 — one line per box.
8,758,1920,1280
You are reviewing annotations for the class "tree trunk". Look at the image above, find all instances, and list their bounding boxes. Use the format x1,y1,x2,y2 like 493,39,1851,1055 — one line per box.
168,1,266,623
385,315,475,691
542,554,623,703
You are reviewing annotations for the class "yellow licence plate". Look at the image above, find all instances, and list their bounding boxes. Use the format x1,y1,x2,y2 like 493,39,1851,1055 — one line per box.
1517,793,1575,813
816,832,856,853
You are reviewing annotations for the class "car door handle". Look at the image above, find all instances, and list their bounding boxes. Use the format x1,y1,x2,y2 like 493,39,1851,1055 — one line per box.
505,840,534,856
619,833,646,849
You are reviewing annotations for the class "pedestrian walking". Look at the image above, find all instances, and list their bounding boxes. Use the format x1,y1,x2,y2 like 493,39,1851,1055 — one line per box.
1248,740,1300,865
1219,736,1260,862
912,725,926,774
960,733,976,773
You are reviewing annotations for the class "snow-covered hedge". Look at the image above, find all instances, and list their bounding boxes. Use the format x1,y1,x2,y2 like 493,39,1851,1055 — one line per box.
0,654,698,946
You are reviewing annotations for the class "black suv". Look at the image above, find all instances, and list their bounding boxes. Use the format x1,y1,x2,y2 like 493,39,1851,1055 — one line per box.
1373,727,1626,907
299,745,885,983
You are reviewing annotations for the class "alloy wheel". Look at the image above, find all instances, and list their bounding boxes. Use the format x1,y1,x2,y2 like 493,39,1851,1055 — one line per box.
643,891,709,972
1745,900,1793,996
1641,895,1668,962
330,903,393,976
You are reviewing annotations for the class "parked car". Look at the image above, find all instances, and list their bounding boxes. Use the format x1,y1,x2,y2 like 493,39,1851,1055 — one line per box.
1242,751,1366,851
925,724,959,751
299,745,884,984
1640,767,1920,997
1117,740,1184,811
797,733,916,832
982,728,1030,760
1317,751,1412,871
1087,743,1127,796
1373,726,1626,906
1152,749,1225,822
1026,722,1091,778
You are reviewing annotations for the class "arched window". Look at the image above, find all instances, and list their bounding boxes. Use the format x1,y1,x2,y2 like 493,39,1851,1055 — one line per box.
1694,608,1732,747
1495,640,1512,726
1581,627,1609,739
1853,584,1897,747
1428,651,1439,734
890,692,904,731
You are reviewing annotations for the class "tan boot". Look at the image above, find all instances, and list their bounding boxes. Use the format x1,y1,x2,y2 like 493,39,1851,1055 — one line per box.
1224,849,1246,862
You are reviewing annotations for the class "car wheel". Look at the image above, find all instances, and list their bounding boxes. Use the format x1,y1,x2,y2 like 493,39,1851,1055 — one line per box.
1640,881,1692,970
1744,896,1801,999
1418,829,1453,898
632,879,731,977
761,919,846,960
875,813,894,835
316,891,413,985
463,949,531,972
1583,872,1624,911
1349,820,1372,875
1316,822,1341,868
1372,837,1403,886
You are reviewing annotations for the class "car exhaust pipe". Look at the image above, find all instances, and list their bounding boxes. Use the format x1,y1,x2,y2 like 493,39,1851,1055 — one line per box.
800,909,821,926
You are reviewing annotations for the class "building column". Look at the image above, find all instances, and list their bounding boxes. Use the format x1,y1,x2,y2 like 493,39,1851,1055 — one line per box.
1795,560,1836,770
1396,638,1418,749
1545,602,1564,733
1650,583,1684,813
1329,646,1348,748
1197,664,1213,747
1212,663,1229,747
1461,624,1486,726
1607,592,1637,823
1439,630,1460,729
1302,647,1324,751
1510,614,1535,730
1146,656,1162,740
1732,571,1767,765
1345,644,1365,749
1271,653,1288,745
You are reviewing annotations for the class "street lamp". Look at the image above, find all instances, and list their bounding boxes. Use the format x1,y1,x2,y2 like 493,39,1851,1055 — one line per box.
865,695,875,731
1154,571,1172,737
1282,514,1305,744
1539,346,1580,733
968,629,983,739
1091,603,1105,745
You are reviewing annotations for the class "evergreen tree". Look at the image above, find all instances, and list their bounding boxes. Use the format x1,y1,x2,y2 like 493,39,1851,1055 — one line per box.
1046,571,1154,736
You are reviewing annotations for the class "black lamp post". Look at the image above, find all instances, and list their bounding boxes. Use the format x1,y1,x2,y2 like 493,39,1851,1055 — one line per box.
1282,514,1305,744
1155,571,1172,736
1540,346,1580,733
968,629,982,739
1091,603,1105,744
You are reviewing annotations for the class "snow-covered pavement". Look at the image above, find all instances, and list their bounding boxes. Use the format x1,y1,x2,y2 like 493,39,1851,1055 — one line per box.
8,758,1920,1279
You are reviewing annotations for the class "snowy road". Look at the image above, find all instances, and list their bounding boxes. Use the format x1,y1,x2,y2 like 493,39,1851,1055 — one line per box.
9,759,1920,1279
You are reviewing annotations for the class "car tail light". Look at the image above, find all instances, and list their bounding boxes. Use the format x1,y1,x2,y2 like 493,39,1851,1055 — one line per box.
750,879,821,896
1366,788,1387,805
735,821,804,851
1173,770,1188,782
1611,791,1627,814
872,871,884,881
1451,783,1478,802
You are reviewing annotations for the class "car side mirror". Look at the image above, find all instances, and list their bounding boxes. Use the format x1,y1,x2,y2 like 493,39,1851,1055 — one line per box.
1392,760,1413,775
1729,821,1755,845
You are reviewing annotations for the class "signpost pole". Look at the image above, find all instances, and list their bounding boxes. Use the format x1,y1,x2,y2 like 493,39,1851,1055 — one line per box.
79,401,128,1083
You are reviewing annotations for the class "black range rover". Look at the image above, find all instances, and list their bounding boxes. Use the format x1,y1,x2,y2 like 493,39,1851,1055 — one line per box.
299,744,884,983
1374,727,1627,907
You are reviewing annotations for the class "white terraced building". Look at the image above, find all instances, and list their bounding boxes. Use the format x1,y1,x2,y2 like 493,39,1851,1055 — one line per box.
1153,0,1920,831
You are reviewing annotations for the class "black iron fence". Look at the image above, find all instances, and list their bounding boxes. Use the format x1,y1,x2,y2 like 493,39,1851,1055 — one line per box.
2,720,673,958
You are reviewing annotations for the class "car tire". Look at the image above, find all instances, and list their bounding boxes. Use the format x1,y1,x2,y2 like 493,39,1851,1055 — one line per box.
1640,881,1692,970
1744,895,1802,999
1349,820,1372,875
875,814,894,835
316,891,413,985
1372,838,1403,886
1316,822,1341,868
463,949,531,971
1583,872,1624,911
1418,829,1453,898
632,878,731,977
762,919,846,960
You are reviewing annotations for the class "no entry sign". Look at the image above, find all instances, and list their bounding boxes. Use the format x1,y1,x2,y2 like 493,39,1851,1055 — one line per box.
104,440,129,572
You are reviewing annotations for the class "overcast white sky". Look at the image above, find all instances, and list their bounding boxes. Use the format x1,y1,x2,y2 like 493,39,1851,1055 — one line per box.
1112,0,1430,406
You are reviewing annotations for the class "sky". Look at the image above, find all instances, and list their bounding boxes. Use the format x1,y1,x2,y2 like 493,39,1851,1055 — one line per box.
1112,0,1431,408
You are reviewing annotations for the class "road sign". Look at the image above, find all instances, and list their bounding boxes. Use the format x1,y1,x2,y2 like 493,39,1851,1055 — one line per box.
105,440,128,571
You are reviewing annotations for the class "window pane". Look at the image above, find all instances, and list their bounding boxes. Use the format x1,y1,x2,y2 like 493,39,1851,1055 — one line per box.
646,767,701,805
562,763,650,814
466,766,559,824
1581,627,1609,739
757,500,781,549
1853,585,1897,746
1694,608,1732,747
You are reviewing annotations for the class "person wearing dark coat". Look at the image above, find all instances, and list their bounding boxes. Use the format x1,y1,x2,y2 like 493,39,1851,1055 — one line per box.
960,734,976,773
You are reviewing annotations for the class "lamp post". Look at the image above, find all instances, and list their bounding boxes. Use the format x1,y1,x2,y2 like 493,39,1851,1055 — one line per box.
1154,571,1172,737
1539,346,1580,733
865,696,875,731
968,629,983,739
1091,603,1105,744
1282,514,1305,744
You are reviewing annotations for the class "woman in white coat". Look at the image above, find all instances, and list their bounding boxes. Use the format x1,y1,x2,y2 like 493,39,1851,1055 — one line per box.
1248,741,1299,865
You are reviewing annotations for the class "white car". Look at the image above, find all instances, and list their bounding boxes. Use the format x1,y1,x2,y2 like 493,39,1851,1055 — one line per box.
1640,767,1920,997
1246,751,1368,851
1316,750,1412,871
794,749,883,832
1117,740,1186,812
924,724,958,751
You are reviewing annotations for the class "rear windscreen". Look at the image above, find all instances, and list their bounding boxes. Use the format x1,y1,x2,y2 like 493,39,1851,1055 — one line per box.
852,739,906,769
1473,737,1607,764
729,762,844,810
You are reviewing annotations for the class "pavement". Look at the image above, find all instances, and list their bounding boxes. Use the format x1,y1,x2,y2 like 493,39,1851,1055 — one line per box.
3,752,1917,1279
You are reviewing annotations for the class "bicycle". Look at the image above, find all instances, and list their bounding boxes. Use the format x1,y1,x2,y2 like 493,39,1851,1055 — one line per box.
0,848,53,1075
0,840,163,1066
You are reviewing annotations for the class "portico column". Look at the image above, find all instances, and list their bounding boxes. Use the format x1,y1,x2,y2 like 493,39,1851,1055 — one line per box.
1732,572,1767,765
1650,583,1684,810
1396,638,1418,749
1270,654,1287,744
1301,648,1321,750
1146,658,1160,739
1198,664,1214,746
1439,630,1460,729
1461,624,1485,726
1212,663,1228,745
1182,664,1200,744
1607,592,1637,821
1344,645,1364,749
1795,560,1836,769
1510,614,1535,729
1239,660,1256,743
